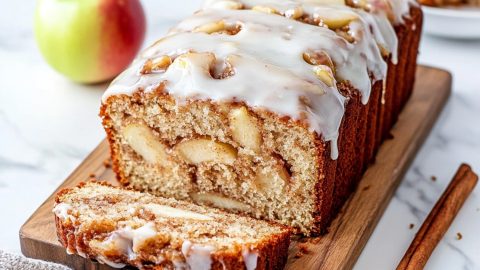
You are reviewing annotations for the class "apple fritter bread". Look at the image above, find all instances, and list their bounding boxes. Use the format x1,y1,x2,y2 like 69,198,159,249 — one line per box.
100,0,423,235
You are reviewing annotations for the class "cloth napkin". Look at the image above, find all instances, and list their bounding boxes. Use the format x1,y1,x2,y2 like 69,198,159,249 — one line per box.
0,250,71,270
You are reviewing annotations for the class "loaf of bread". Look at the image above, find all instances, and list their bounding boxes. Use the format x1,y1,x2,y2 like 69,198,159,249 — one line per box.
53,181,291,269
100,0,423,235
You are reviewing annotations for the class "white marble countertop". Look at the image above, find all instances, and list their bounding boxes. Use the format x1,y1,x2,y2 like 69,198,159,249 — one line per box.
1,1,479,269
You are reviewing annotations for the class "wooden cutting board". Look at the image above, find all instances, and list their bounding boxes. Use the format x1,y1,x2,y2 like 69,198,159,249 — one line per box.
20,66,452,270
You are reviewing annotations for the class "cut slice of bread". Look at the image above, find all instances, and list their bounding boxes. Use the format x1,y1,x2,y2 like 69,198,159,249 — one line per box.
53,181,291,270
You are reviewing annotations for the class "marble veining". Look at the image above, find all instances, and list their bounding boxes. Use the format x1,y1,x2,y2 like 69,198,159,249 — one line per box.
0,1,479,270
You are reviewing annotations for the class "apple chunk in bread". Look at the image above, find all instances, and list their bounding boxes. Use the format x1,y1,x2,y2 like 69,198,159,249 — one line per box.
191,192,251,212
142,203,213,221
141,56,172,74
193,20,226,34
303,51,336,74
313,65,336,87
122,123,168,165
252,5,279,14
316,11,357,29
229,107,262,152
284,6,304,19
176,138,237,165
255,166,290,193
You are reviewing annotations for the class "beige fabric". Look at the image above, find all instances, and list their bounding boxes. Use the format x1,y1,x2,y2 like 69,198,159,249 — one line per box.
0,250,70,270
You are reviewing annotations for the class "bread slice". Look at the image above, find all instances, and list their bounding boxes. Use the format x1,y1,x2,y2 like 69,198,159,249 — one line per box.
53,181,291,269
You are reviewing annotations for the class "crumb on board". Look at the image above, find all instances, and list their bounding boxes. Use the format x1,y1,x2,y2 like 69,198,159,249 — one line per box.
431,175,437,181
89,173,96,178
103,159,111,168
456,232,463,240
308,237,322,245
294,252,304,259
294,243,311,258
409,223,414,229
362,185,371,191
298,244,309,253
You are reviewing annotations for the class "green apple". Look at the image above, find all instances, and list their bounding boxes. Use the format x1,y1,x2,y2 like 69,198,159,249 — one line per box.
35,0,146,83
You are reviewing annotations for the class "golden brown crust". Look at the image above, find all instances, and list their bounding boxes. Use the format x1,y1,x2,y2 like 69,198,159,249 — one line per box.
381,6,423,140
313,138,334,235
391,21,412,130
100,100,129,187
402,7,423,110
331,83,364,214
314,6,424,231
332,6,424,219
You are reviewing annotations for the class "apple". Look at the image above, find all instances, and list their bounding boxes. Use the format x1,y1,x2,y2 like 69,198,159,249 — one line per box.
35,0,146,83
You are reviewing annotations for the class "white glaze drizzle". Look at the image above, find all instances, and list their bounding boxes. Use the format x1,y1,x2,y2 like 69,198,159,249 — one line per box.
96,255,127,269
371,0,417,23
242,247,259,270
220,259,227,270
203,0,399,63
181,240,215,270
143,203,213,221
76,245,87,258
202,0,411,116
130,222,159,252
52,203,74,222
53,202,79,256
180,240,261,270
52,203,85,257
53,201,261,270
91,222,159,268
165,7,389,103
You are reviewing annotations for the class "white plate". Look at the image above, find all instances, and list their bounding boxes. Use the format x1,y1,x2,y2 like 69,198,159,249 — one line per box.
423,6,480,39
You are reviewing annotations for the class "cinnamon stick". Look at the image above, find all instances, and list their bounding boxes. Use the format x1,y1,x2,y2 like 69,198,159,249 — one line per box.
396,164,478,270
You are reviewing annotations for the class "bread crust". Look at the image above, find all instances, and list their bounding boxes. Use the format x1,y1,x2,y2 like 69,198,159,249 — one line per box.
381,6,423,139
403,7,424,109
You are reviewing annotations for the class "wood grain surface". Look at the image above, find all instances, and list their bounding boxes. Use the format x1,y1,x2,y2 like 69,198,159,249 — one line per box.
19,66,452,270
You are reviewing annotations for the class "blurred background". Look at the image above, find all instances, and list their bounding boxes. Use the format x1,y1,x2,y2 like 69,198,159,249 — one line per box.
0,0,479,269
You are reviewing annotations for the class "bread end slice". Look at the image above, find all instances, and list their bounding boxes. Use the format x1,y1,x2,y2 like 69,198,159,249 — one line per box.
53,181,291,269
